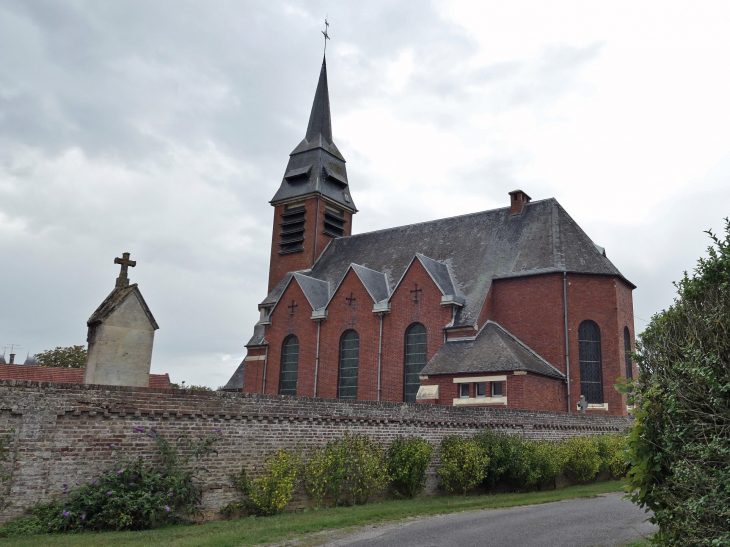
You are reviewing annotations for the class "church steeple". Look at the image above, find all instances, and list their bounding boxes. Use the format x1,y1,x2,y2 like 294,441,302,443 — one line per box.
267,53,357,292
305,58,332,144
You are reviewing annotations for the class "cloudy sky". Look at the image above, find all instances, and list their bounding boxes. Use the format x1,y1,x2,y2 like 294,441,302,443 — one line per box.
1,1,728,388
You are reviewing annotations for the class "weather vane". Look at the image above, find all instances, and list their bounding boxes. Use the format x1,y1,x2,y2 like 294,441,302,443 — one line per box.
322,18,330,56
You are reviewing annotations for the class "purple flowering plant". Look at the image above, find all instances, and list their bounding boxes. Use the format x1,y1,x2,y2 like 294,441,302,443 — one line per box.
0,427,221,535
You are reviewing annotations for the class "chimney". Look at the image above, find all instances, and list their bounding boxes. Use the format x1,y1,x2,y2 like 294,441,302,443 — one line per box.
9,353,15,364
509,190,532,215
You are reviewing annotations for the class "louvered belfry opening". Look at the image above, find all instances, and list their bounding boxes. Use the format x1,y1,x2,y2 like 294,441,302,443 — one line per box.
278,205,306,254
324,207,346,238
579,320,603,404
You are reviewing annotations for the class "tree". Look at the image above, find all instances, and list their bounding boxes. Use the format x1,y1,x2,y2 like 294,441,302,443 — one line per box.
35,345,87,369
621,219,730,546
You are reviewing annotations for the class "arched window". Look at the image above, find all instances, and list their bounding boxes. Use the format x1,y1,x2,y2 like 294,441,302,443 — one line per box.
579,320,603,404
279,335,299,396
624,327,633,380
338,330,359,399
404,323,427,403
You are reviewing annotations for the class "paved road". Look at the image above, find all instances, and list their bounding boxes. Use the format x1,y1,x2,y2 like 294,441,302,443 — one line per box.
321,493,656,547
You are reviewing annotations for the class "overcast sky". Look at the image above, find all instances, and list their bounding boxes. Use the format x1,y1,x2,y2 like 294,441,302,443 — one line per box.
1,1,728,388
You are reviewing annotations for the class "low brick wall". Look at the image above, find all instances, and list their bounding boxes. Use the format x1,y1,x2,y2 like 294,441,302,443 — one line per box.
0,380,633,524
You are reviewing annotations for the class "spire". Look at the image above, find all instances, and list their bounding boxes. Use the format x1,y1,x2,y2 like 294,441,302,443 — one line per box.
305,58,333,144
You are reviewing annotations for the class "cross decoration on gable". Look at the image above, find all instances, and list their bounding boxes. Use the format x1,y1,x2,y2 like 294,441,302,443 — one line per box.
410,283,422,303
345,292,356,306
288,299,298,316
114,252,136,288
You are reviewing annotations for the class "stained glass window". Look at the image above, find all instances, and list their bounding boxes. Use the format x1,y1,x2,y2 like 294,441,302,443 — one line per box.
278,335,299,396
338,330,359,399
404,323,427,403
624,327,633,380
579,320,603,404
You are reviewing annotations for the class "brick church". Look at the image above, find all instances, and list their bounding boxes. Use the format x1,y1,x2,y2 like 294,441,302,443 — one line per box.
224,55,637,416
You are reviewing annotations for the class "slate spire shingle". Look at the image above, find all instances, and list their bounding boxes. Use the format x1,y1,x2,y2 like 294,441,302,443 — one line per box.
305,58,333,144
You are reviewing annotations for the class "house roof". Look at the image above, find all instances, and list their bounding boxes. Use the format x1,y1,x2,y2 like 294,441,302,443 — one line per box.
260,198,632,329
88,284,159,329
0,363,171,388
421,321,565,379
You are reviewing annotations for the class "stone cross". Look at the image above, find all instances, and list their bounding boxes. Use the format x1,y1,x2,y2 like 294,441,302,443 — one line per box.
288,299,298,315
578,395,588,414
114,252,136,288
410,283,422,303
346,292,356,305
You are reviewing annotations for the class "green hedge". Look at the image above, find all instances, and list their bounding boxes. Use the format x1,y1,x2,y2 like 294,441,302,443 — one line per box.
623,221,730,547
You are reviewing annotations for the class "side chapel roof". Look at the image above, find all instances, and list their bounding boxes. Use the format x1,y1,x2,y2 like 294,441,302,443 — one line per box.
421,321,565,378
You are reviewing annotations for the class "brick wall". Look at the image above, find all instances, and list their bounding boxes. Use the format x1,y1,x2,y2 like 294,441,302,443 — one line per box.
0,381,633,524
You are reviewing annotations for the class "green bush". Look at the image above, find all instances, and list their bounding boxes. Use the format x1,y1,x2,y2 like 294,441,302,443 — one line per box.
387,436,434,498
302,432,388,506
345,434,389,504
532,441,565,488
437,436,489,495
0,427,220,536
228,448,300,516
562,436,601,483
473,430,521,489
623,221,730,546
595,434,629,479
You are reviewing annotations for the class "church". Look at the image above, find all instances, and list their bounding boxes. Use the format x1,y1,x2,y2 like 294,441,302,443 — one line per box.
224,55,637,416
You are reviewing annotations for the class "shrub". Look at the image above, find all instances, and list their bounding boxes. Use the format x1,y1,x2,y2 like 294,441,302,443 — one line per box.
594,434,629,479
437,436,489,495
562,436,601,483
622,221,730,546
228,448,300,516
302,432,388,506
345,434,389,505
473,430,521,489
387,437,434,498
532,441,565,488
0,427,220,536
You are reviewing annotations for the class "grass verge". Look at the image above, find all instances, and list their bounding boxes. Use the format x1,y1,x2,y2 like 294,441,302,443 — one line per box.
0,481,624,547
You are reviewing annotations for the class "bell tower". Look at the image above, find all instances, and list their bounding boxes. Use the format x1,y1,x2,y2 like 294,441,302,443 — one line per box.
268,56,357,292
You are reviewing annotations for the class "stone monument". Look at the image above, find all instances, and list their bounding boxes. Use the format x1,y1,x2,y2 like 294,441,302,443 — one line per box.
84,252,159,387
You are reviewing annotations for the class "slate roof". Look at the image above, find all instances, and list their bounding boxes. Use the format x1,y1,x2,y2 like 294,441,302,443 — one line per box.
88,284,159,329
350,264,390,303
269,58,356,212
222,359,246,390
421,321,565,379
261,198,631,329
0,363,171,388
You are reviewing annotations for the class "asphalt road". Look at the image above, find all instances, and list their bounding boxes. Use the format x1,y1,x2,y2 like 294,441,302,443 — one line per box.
321,492,656,547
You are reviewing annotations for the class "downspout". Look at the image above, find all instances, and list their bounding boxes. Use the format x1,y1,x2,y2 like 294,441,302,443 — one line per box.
314,321,322,397
563,272,571,413
377,313,384,401
261,345,269,395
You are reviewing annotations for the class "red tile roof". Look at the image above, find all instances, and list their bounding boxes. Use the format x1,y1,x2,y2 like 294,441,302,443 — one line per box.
0,364,171,388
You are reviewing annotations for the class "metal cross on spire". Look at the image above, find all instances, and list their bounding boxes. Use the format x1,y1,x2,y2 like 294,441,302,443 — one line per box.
322,18,330,56
114,252,136,288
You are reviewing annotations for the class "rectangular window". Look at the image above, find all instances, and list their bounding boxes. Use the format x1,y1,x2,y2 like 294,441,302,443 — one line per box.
475,382,486,398
491,382,503,398
459,383,470,399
